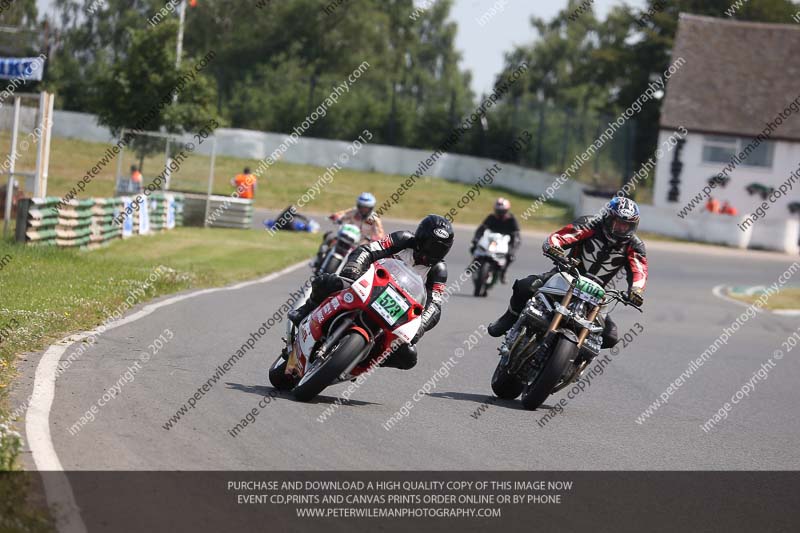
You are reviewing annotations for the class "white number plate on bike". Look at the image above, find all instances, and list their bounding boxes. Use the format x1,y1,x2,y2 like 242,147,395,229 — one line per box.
573,287,600,306
371,285,409,325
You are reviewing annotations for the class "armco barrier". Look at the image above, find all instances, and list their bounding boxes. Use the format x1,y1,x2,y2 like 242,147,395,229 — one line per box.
17,194,184,249
181,193,252,229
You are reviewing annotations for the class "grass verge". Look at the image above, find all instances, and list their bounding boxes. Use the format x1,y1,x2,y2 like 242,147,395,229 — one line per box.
730,287,800,311
0,228,318,461
3,132,571,231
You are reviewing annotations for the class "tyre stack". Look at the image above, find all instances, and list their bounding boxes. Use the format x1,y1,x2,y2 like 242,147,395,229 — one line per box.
21,197,59,246
55,199,94,248
88,198,124,249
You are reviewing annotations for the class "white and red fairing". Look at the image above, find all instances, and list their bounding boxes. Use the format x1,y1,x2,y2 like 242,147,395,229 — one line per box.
285,262,424,379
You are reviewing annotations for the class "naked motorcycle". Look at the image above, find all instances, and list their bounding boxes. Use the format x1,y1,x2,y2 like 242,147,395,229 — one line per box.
491,251,642,410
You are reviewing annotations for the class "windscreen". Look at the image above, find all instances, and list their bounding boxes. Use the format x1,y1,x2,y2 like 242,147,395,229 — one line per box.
378,258,427,306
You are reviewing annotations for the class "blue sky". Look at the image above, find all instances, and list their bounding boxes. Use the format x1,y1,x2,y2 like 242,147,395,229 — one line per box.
36,0,648,95
448,0,648,95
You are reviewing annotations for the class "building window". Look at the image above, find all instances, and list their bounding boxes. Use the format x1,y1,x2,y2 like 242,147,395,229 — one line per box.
701,135,774,168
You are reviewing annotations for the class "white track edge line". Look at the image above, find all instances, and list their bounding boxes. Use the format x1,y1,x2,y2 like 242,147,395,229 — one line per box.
24,260,308,533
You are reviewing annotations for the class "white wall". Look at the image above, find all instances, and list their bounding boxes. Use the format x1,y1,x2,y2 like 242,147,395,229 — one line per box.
51,110,117,143
653,129,800,223
46,111,799,253
49,110,582,210
580,192,798,254
0,104,38,132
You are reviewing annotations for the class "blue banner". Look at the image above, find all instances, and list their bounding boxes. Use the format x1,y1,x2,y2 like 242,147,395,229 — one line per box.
0,56,46,81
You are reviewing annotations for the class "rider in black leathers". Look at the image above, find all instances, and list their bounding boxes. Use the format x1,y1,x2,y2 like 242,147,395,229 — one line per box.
289,215,454,369
487,197,648,349
470,198,521,283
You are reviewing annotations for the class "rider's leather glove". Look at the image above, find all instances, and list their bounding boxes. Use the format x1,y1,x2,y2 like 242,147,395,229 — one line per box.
469,241,476,255
627,289,644,307
339,271,357,282
544,243,566,259
339,265,360,282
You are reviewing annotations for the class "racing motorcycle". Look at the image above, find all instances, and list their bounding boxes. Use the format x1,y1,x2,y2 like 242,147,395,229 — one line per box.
490,250,642,410
269,258,426,401
316,223,362,276
472,230,511,297
292,223,363,308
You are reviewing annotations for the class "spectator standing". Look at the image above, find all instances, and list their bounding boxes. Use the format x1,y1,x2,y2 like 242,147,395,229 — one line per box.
720,201,738,216
705,197,721,214
130,165,143,193
232,167,257,200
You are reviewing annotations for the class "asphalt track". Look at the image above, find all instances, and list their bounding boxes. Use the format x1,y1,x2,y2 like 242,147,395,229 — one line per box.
14,220,800,474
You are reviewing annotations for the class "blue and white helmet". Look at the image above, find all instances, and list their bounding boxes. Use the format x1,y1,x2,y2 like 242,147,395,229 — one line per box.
356,192,376,216
603,196,640,243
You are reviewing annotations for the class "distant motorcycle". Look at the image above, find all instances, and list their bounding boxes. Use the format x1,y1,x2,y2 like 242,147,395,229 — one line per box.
472,230,511,297
316,223,362,276
290,223,363,311
491,250,642,410
270,258,426,401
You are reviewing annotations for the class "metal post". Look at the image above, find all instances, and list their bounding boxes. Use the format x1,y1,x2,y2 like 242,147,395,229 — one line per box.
164,138,172,191
33,91,45,196
203,137,217,228
40,92,55,196
173,0,187,104
116,128,126,194
33,91,53,198
176,0,186,69
3,96,22,238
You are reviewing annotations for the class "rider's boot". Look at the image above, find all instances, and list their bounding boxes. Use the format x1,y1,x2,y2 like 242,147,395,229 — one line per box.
379,344,418,369
488,308,519,337
288,299,316,326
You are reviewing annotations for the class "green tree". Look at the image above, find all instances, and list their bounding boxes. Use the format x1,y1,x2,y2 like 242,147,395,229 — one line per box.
92,19,219,166
593,0,799,178
489,0,799,189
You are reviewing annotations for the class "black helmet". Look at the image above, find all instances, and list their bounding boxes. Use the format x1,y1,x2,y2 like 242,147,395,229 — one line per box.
413,214,454,266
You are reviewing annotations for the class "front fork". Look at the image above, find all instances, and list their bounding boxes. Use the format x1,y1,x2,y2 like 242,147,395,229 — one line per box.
547,283,600,349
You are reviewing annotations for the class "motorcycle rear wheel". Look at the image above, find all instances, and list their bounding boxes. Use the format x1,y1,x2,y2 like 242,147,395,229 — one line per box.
292,332,367,402
520,336,576,411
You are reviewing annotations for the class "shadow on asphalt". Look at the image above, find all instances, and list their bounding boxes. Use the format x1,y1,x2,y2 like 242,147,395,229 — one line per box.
225,382,380,407
424,390,558,412
449,293,478,299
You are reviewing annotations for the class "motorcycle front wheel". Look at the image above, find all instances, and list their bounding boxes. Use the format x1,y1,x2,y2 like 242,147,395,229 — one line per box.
520,336,576,411
474,259,492,297
292,332,367,402
491,359,524,399
268,354,295,391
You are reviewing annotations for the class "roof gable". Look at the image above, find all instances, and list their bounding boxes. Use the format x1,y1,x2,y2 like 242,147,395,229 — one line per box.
660,14,800,141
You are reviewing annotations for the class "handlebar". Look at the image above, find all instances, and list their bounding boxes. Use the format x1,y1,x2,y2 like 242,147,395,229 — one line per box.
545,250,642,312
602,289,643,312
546,249,581,273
